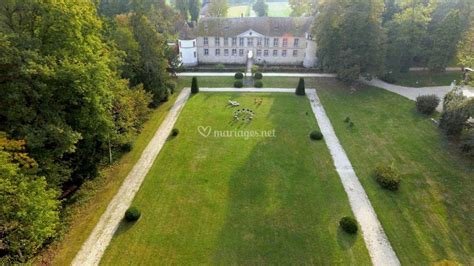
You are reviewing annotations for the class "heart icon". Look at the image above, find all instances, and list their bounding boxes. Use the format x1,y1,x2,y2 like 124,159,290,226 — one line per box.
198,126,212,137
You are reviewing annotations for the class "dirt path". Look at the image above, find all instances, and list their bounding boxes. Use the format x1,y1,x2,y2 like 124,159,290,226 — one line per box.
71,88,191,266
306,89,400,266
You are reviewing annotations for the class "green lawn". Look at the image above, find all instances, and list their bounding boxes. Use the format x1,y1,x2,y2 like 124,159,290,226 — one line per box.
101,93,370,264
227,5,250,17
267,2,291,17
394,71,463,87
316,79,474,264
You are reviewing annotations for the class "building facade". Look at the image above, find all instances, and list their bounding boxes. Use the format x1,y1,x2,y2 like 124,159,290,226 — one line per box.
177,17,317,68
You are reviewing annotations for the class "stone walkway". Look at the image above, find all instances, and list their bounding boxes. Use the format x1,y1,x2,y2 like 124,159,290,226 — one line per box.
306,89,400,266
71,88,191,266
176,72,337,77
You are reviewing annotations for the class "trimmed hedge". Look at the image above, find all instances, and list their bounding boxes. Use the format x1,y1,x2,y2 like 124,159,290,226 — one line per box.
171,128,179,137
234,80,243,88
416,94,440,115
254,80,263,88
310,130,323,140
191,76,199,94
296,78,305,95
254,72,263,79
235,72,244,79
374,164,401,191
124,207,141,222
339,216,358,234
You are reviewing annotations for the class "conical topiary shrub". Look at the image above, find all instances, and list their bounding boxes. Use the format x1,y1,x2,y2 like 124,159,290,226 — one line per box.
191,76,199,94
296,77,305,95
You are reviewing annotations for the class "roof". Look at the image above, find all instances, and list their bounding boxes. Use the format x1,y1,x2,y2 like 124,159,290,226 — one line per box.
178,22,196,40
194,16,314,37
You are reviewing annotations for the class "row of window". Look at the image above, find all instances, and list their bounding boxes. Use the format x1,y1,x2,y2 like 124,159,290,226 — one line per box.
204,49,299,57
203,37,299,48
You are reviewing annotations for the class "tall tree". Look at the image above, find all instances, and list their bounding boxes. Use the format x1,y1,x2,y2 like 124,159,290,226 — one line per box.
208,0,228,17
253,0,268,17
0,133,60,262
189,0,201,22
289,0,318,16
314,0,386,83
175,0,189,20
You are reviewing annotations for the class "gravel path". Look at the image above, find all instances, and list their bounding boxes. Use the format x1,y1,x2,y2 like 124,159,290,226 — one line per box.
306,89,400,266
71,88,191,266
176,72,337,77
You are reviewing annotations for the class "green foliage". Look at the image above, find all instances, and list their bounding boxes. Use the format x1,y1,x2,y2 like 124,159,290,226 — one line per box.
234,80,243,88
253,0,268,17
440,86,472,136
310,130,323,140
235,72,244,79
254,80,263,88
344,117,351,123
0,134,60,261
215,64,226,70
251,65,259,74
189,0,201,22
191,77,199,93
208,0,228,17
416,94,440,115
374,164,401,191
171,128,180,137
296,78,305,95
289,0,317,16
314,0,385,83
125,206,141,222
254,72,263,79
339,216,358,234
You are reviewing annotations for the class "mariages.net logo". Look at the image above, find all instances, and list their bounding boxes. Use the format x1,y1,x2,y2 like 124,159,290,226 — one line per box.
197,126,276,140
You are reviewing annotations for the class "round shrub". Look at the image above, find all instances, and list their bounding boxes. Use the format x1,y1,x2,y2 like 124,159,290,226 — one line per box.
339,216,358,234
124,207,141,222
254,72,263,79
310,130,323,140
254,80,263,88
374,164,401,191
171,128,179,137
235,72,244,79
120,142,133,152
416,94,440,115
234,80,243,88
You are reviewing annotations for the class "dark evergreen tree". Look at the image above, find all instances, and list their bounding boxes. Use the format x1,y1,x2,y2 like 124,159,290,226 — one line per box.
191,76,199,93
296,78,305,95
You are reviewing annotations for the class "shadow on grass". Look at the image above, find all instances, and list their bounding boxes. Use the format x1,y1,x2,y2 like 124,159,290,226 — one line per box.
113,219,137,237
336,227,357,250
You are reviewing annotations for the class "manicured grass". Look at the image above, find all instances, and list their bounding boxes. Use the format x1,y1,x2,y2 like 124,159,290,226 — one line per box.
393,71,463,87
227,5,250,17
34,85,183,265
101,93,370,264
177,76,322,88
317,79,474,264
267,1,291,16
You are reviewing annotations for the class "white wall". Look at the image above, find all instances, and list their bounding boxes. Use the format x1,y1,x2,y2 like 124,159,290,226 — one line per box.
179,39,198,66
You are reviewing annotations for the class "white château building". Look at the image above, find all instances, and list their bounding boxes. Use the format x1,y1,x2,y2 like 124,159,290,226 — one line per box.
177,17,317,68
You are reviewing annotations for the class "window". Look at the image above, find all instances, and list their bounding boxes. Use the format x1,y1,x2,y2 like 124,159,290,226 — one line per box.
257,38,262,46
247,38,253,47
232,37,237,46
194,51,196,58
232,49,237,56
239,49,244,56
204,48,209,55
215,37,220,46
264,50,269,56
273,50,278,56
215,49,220,56
293,50,298,57
273,38,279,47
294,38,299,47
282,38,288,47
204,37,208,46
264,38,269,47
239,38,244,46
224,38,229,46
256,50,262,56
282,50,287,57
224,49,229,56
